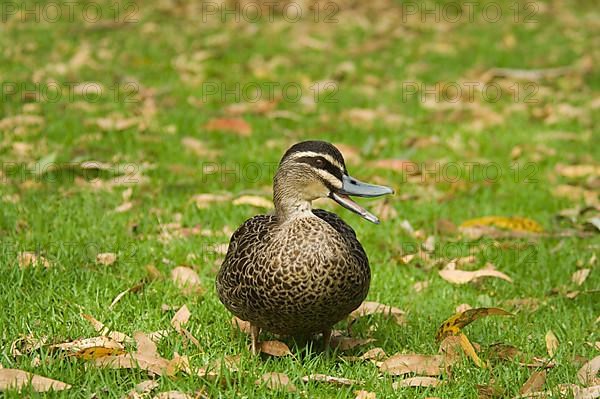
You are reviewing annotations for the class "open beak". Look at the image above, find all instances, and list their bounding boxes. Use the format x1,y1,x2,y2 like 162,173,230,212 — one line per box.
329,174,394,224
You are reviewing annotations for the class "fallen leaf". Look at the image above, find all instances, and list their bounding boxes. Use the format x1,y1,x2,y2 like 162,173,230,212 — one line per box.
439,262,513,285
486,343,555,368
0,369,71,392
152,391,194,399
170,305,191,332
574,385,600,399
114,201,133,213
259,341,292,357
204,118,252,136
131,379,159,397
231,317,252,334
360,347,387,361
94,332,176,377
572,269,591,286
460,216,543,233
556,164,600,178
109,281,146,310
51,336,125,358
545,331,559,357
392,376,443,388
302,374,362,386
519,371,546,395
81,313,132,344
10,334,47,357
350,301,406,325
255,372,296,392
170,266,202,295
578,356,600,386
181,137,221,159
96,252,117,266
413,281,429,293
436,307,512,341
354,390,376,399
17,252,50,268
134,331,159,358
232,195,273,209
379,353,444,376
192,193,232,209
331,335,375,351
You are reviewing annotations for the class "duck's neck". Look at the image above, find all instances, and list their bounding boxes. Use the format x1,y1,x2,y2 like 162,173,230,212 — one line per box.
273,174,313,222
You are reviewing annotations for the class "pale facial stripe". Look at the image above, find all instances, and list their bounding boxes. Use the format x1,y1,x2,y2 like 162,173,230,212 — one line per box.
314,168,343,189
286,151,345,171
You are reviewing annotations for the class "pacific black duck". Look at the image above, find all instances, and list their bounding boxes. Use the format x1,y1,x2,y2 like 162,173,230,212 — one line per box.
216,140,393,353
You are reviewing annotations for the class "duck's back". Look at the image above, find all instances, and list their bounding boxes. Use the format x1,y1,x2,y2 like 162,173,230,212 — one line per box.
216,209,370,335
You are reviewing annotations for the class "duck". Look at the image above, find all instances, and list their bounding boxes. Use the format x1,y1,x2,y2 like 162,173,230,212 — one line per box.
216,140,394,354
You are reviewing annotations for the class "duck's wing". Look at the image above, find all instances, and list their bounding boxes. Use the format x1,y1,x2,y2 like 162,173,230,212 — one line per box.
216,214,277,314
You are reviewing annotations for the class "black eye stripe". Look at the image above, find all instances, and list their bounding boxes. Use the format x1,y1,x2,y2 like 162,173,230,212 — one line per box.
295,156,344,180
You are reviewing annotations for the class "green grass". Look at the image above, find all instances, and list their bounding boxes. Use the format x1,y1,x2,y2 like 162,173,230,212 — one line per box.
1,0,598,397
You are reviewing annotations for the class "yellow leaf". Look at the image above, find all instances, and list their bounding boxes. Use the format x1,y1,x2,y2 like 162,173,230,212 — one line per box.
460,216,543,233
458,333,487,368
436,307,513,342
72,346,126,360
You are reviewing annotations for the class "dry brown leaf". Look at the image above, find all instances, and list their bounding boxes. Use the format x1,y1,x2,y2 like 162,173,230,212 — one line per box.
255,372,296,392
331,335,375,351
360,347,387,361
170,266,202,295
232,195,273,209
574,385,600,399
302,374,362,386
436,307,512,341
171,305,191,332
51,336,124,355
439,334,485,368
0,369,71,392
350,301,406,325
192,193,232,209
109,281,146,310
204,118,252,136
379,353,444,376
152,391,193,399
134,332,159,358
413,281,429,293
578,356,600,386
10,334,47,357
392,376,443,388
95,353,170,376
439,262,513,285
556,164,600,178
486,343,555,368
130,380,160,399
81,313,132,344
545,331,559,357
231,317,252,334
96,252,117,266
572,269,591,286
181,137,221,159
17,252,50,268
519,371,547,395
354,390,376,399
259,341,292,357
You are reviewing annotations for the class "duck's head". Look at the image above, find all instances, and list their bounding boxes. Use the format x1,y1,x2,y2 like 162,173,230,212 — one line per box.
273,140,394,224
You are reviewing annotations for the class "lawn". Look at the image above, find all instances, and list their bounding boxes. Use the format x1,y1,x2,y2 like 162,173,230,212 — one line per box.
0,0,598,397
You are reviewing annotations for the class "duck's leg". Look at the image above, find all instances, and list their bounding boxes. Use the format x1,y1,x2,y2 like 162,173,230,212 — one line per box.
322,329,332,353
250,324,261,355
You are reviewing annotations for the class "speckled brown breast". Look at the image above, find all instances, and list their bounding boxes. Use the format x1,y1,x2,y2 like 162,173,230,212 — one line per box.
216,209,370,336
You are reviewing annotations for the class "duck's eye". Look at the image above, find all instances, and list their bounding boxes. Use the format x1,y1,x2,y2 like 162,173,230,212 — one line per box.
315,158,325,167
